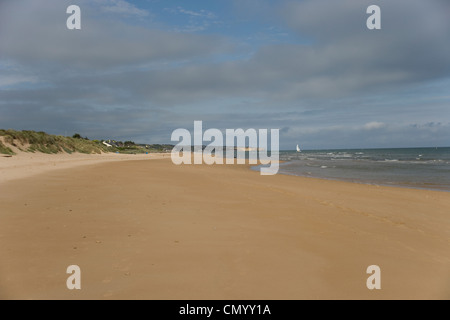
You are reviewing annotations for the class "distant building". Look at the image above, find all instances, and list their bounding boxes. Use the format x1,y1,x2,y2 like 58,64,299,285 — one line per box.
104,139,122,147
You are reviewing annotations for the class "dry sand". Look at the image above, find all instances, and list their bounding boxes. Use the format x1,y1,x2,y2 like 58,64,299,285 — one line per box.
0,152,171,184
0,153,449,299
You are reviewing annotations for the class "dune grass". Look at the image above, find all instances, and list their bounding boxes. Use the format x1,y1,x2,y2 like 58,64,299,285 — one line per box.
0,140,15,155
0,129,173,155
0,129,114,155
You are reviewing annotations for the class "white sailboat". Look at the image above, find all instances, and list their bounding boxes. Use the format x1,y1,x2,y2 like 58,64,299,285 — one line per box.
296,144,301,152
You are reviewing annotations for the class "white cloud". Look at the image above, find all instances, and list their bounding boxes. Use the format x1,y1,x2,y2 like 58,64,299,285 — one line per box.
363,122,386,130
0,0,449,148
164,6,218,33
178,7,217,19
0,75,37,87
99,0,149,17
0,0,228,70
169,6,217,19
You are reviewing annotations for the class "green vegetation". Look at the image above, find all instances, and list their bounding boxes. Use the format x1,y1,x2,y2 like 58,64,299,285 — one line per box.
0,140,15,155
0,129,112,155
144,144,174,153
0,129,174,155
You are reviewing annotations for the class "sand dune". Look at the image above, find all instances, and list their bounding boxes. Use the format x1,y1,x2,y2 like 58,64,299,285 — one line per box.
0,154,449,299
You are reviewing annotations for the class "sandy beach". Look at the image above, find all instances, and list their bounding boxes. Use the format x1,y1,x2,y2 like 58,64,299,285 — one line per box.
0,153,449,299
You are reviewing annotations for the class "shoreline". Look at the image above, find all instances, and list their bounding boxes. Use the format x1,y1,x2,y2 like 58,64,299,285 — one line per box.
258,164,450,193
3,151,448,193
260,155,450,193
1,153,449,299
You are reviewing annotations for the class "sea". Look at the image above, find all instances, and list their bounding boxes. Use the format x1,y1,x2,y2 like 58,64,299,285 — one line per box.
252,147,450,192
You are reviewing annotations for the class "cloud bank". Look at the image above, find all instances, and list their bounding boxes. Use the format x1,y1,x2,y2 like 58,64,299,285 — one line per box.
0,0,449,148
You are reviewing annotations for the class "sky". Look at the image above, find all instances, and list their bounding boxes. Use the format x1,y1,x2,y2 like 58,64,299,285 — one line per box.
0,0,449,150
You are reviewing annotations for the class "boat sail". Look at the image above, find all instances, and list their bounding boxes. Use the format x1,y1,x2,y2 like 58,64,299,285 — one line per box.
296,144,301,152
